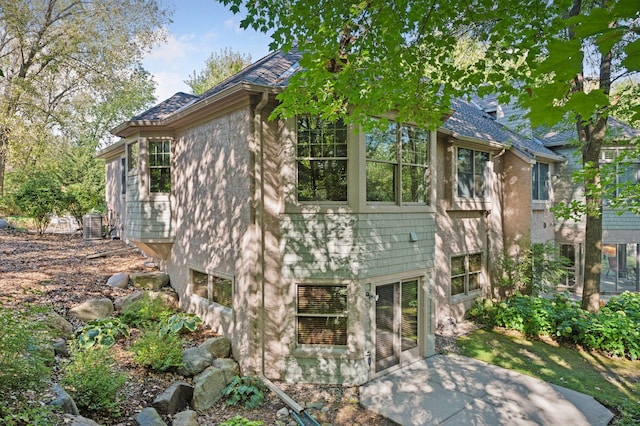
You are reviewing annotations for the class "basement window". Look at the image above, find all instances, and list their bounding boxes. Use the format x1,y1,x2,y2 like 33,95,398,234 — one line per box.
297,285,348,346
191,269,233,309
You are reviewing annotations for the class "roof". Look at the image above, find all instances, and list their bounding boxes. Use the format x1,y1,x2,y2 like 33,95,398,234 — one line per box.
539,117,640,147
109,46,562,163
132,92,198,121
443,98,562,161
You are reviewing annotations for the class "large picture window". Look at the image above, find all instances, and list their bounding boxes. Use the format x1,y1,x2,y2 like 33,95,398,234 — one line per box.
296,116,348,202
366,121,429,204
149,140,171,193
451,253,482,297
297,285,348,346
457,148,489,199
191,269,233,309
532,162,550,200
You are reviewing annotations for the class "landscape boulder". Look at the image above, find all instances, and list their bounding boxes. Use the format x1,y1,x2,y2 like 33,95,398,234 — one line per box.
63,415,103,426
200,336,231,359
152,381,193,415
68,298,114,321
114,290,146,310
50,384,79,415
0,218,7,229
148,289,180,310
53,338,70,357
136,407,167,426
130,272,170,290
171,410,199,426
177,346,213,377
41,312,74,339
191,359,240,410
106,272,130,289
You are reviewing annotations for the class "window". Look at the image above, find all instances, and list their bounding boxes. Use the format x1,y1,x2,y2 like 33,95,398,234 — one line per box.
191,270,233,309
457,148,489,198
127,141,138,172
297,285,348,346
601,148,640,200
451,253,482,297
296,116,348,202
532,162,550,200
366,121,429,204
120,157,126,195
149,140,171,193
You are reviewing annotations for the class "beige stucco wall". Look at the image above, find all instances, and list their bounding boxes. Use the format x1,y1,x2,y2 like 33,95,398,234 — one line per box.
433,134,504,322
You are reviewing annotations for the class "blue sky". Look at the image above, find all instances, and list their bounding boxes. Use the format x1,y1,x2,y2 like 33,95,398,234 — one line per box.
142,0,272,102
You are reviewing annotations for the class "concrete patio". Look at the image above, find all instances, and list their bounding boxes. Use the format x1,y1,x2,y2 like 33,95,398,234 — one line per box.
360,354,614,425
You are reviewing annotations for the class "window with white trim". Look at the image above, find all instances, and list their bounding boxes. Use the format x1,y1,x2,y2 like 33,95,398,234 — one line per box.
191,269,233,309
127,141,138,172
296,116,348,202
451,253,482,297
366,121,429,204
297,284,348,346
532,162,550,200
456,148,489,199
148,140,171,193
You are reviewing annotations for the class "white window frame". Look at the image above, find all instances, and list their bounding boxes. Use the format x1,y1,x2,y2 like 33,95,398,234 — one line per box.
450,252,483,300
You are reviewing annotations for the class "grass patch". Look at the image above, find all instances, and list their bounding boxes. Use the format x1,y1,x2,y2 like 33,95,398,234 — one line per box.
458,328,640,424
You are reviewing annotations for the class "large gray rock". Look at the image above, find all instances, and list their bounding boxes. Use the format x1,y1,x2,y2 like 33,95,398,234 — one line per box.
68,298,114,321
171,410,199,426
152,381,193,415
0,218,8,229
130,272,170,290
212,358,240,382
50,384,79,415
200,336,231,359
114,290,146,310
177,346,213,377
106,272,129,289
148,290,180,310
64,415,103,426
191,366,228,410
136,407,167,426
41,312,74,338
53,338,70,357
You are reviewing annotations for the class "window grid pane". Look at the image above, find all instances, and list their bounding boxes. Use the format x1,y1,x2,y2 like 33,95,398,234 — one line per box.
149,140,171,193
297,285,348,346
212,276,233,308
296,116,348,202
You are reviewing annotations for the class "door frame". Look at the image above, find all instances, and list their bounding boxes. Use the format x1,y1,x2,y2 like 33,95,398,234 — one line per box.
368,270,430,378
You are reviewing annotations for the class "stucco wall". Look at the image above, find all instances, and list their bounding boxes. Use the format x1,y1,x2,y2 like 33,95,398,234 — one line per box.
162,105,257,374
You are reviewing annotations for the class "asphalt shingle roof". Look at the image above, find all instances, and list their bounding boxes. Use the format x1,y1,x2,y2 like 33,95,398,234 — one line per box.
538,118,640,147
132,92,198,121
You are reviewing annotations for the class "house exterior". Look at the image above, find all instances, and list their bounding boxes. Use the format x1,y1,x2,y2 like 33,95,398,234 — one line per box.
473,97,640,293
98,48,563,384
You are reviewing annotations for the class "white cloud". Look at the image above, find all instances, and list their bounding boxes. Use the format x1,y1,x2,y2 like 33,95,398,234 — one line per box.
152,71,190,101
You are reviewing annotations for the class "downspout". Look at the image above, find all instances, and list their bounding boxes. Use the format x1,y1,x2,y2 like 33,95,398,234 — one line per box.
254,91,269,377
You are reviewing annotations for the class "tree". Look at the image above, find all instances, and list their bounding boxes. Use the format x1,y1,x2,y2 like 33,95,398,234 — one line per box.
12,171,64,234
0,0,171,197
220,0,640,311
185,47,252,95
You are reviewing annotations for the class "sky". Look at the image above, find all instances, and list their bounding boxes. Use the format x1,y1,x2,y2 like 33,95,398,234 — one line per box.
142,0,272,102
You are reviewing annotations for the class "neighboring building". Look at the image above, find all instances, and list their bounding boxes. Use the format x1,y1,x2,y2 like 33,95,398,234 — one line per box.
98,48,563,384
473,97,640,294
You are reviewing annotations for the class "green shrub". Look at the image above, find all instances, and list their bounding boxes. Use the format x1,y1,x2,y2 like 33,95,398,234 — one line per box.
468,292,640,360
220,415,265,426
159,313,203,336
119,293,176,328
12,172,65,234
222,376,266,409
0,402,56,426
75,317,130,349
0,306,52,401
61,347,127,416
131,328,184,371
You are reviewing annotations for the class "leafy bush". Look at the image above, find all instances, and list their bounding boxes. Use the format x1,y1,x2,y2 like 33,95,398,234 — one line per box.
220,416,265,426
119,293,176,328
222,376,266,409
11,172,65,234
131,328,184,371
159,313,203,336
61,347,126,416
0,306,52,401
468,292,640,360
0,306,55,423
75,317,130,349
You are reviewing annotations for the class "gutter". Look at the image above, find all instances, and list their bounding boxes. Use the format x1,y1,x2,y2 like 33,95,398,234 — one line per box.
254,91,269,377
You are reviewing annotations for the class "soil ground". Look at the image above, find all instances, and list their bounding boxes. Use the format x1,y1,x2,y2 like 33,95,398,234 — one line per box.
0,230,398,426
